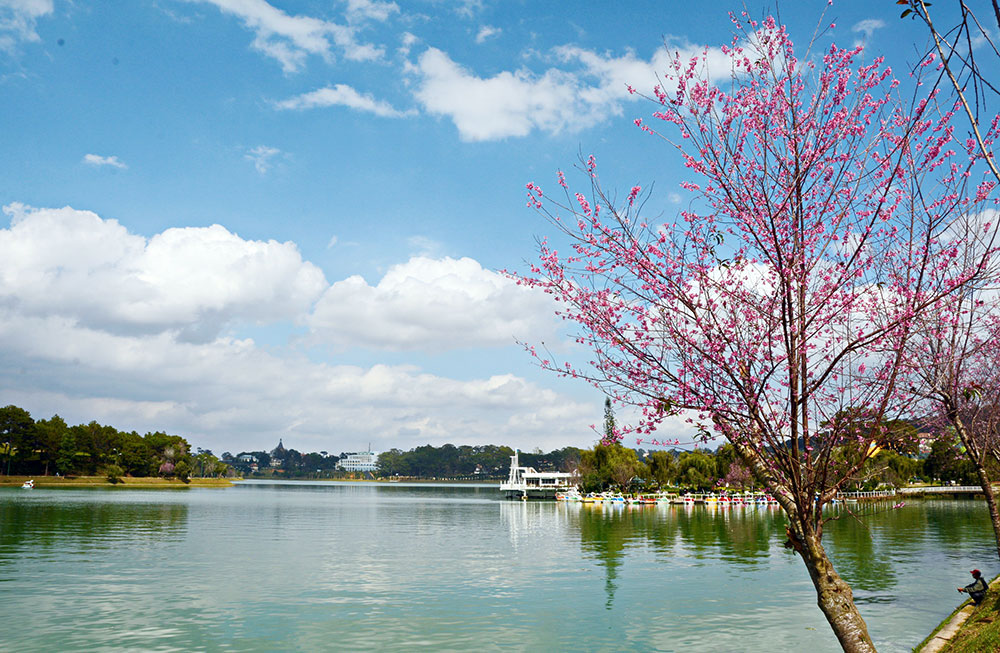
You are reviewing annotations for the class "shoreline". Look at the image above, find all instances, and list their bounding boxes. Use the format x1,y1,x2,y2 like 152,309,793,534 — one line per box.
0,475,234,488
914,575,1000,652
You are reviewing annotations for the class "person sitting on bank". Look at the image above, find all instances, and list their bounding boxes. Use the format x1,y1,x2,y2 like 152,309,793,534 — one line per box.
958,569,988,605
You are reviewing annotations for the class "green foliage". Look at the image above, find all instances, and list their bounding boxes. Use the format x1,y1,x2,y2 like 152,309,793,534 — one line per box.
105,463,124,484
35,415,68,474
192,450,222,477
173,460,191,483
867,450,922,487
0,403,214,478
925,438,978,485
580,443,645,492
713,443,738,480
0,405,35,475
55,432,80,476
646,451,675,488
376,444,518,478
675,450,716,489
603,397,616,441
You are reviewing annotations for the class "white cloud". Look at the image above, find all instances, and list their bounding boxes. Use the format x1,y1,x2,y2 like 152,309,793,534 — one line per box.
196,0,381,72
0,0,52,52
410,40,732,141
345,0,398,23
454,0,483,19
326,235,338,248
398,31,418,57
475,25,500,44
245,145,281,173
0,203,327,340
0,311,596,453
0,203,601,454
412,47,583,141
307,255,561,351
275,83,411,117
82,153,128,169
852,18,886,42
406,235,441,256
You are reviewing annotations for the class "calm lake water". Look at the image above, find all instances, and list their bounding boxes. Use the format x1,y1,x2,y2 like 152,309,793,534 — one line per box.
0,481,994,652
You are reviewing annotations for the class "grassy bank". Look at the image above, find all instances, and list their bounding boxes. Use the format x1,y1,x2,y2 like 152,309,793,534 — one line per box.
0,475,234,488
914,576,1000,652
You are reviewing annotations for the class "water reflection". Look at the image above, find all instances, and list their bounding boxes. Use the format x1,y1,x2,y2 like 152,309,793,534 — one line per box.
0,486,994,653
563,503,792,608
0,491,188,559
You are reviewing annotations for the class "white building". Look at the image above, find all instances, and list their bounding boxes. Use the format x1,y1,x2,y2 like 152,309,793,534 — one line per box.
337,451,379,472
499,449,578,500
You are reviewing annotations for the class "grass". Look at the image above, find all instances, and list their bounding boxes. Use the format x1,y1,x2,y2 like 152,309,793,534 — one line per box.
913,577,1000,652
937,586,1000,653
0,475,234,488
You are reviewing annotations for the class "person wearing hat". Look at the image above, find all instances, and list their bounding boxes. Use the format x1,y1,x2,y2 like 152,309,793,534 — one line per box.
958,569,988,605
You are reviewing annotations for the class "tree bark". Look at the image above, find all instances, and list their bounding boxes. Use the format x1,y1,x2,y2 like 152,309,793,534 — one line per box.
733,440,876,651
975,464,1000,562
950,413,1000,562
788,520,877,653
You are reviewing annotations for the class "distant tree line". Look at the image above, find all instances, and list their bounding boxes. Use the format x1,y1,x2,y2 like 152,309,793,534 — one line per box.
0,404,228,481
225,445,346,478
231,435,983,487
578,437,984,494
375,444,583,479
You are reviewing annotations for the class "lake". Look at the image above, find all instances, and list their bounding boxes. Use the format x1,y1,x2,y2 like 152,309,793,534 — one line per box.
0,481,994,651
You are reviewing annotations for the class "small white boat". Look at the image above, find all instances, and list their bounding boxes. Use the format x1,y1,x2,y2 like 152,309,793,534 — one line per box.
555,488,582,502
21,479,34,489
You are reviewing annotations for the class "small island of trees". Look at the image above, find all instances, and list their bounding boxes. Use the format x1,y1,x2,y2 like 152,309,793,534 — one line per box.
0,404,228,482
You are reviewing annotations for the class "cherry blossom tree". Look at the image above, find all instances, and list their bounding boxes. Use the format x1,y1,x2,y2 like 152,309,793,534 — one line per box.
900,0,1000,560
910,274,1000,558
901,0,1000,186
512,15,998,652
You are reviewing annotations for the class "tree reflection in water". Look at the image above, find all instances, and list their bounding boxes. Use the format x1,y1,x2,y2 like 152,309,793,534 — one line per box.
0,492,188,560
570,503,790,608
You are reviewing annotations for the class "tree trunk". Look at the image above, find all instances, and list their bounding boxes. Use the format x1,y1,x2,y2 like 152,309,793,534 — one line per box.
731,439,876,651
789,522,877,653
950,413,1000,561
975,464,1000,562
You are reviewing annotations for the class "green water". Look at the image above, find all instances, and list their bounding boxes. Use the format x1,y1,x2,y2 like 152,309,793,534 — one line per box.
0,481,993,652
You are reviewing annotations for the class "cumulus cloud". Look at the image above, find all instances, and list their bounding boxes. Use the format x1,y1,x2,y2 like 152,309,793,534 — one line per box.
307,256,560,351
475,25,500,44
0,0,52,52
82,153,127,169
275,83,411,117
245,145,281,173
196,0,381,72
412,47,582,141
0,311,596,454
0,203,327,340
410,40,732,141
0,203,600,455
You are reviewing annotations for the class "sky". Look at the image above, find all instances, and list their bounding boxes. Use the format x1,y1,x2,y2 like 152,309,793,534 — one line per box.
0,0,968,456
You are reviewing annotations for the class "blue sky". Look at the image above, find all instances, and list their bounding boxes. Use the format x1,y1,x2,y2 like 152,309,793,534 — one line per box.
0,0,962,455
